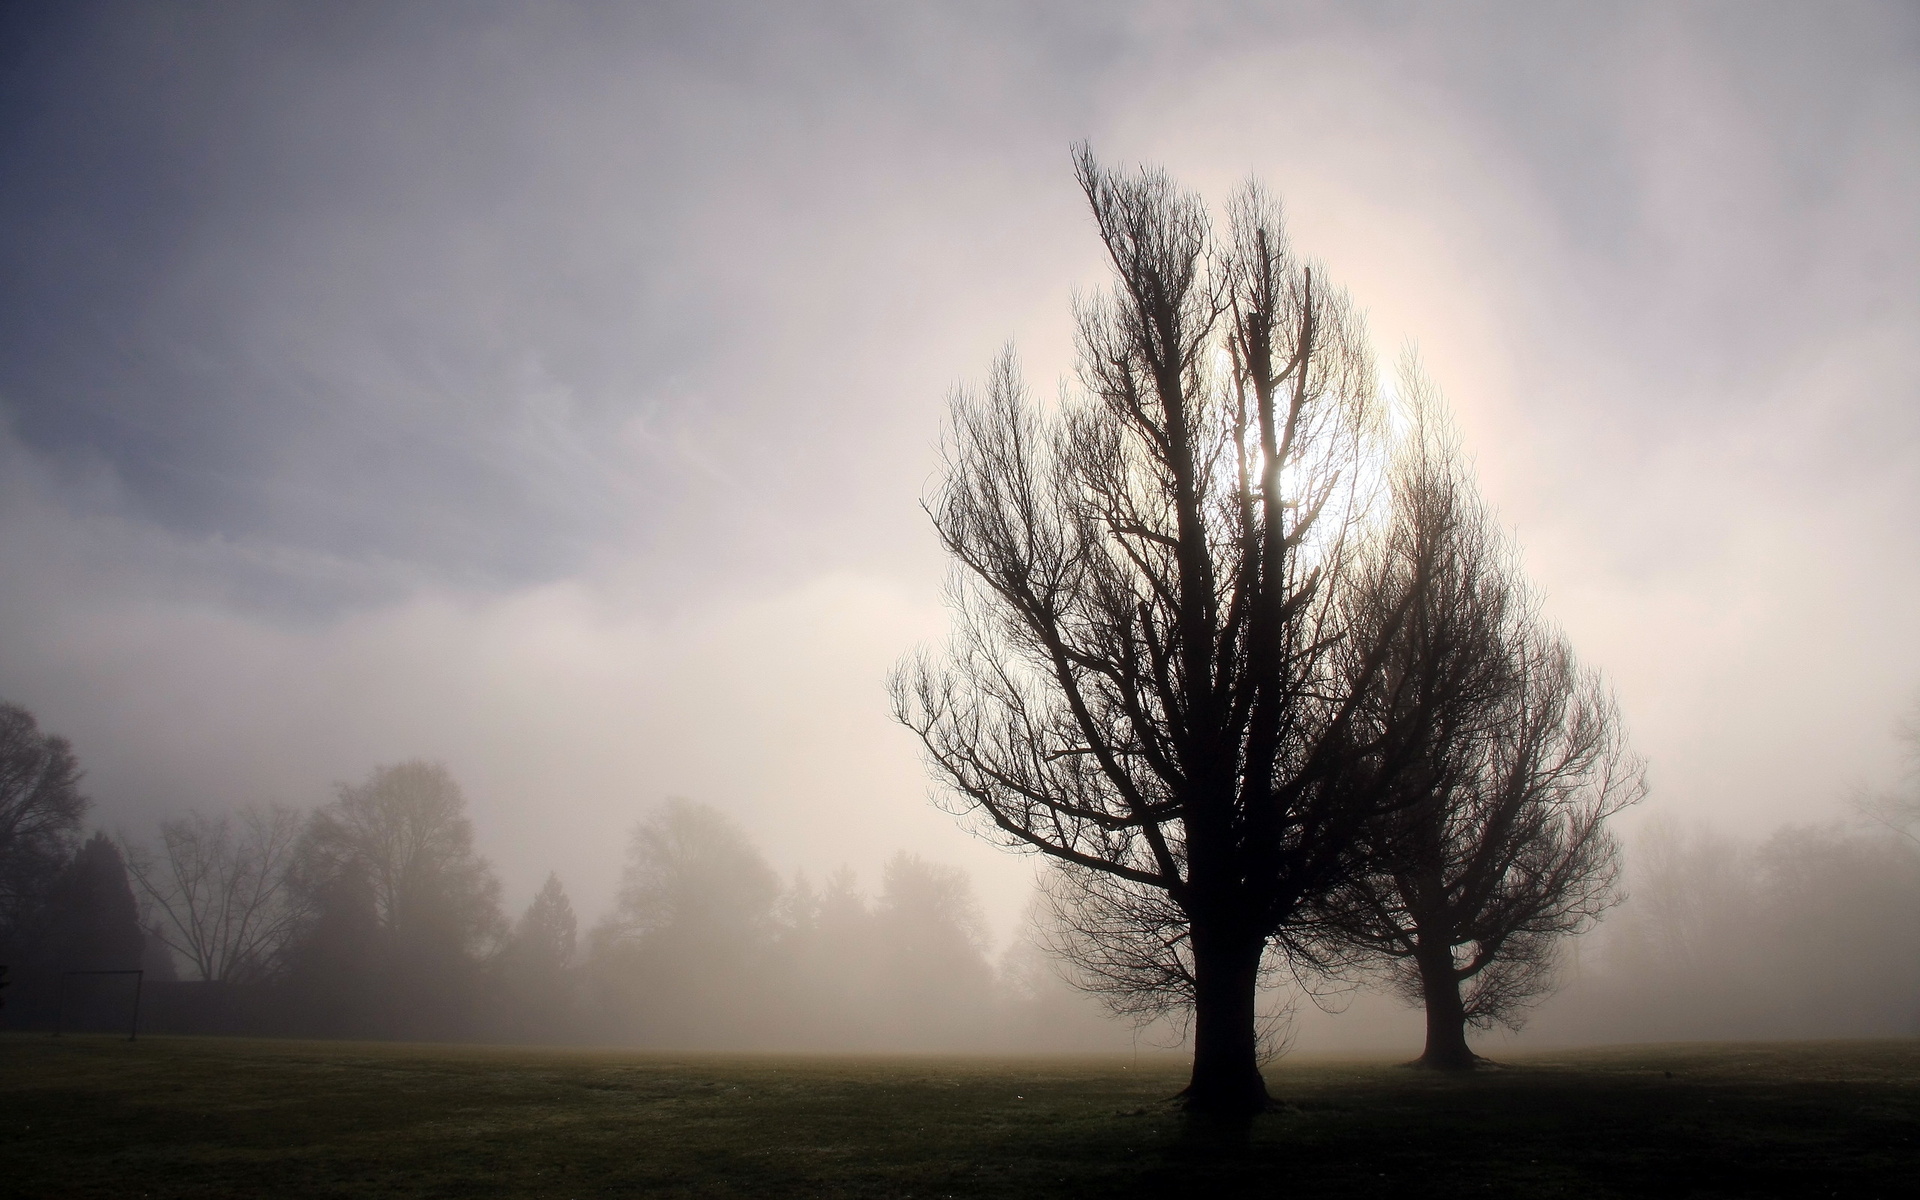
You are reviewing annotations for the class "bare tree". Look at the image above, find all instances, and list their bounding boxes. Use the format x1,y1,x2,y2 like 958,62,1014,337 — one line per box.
298,760,503,955
1312,386,1643,1068
0,701,88,946
283,761,504,1038
895,149,1448,1116
124,805,307,984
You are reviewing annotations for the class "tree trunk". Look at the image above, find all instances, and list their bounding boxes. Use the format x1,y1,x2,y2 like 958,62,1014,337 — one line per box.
1413,940,1477,1070
1182,927,1271,1116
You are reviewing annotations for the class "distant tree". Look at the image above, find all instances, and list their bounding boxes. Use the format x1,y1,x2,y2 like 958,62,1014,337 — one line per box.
41,832,147,972
1617,819,1757,981
1305,386,1642,1067
289,761,504,1037
995,928,1128,1053
1567,818,1920,1042
1366,640,1638,1067
512,872,578,973
770,864,878,1045
606,800,780,945
587,800,780,1044
492,872,579,1040
0,701,88,950
813,865,872,963
299,761,504,955
1748,825,1920,1033
279,861,384,1036
125,805,308,984
870,853,994,1046
895,150,1446,1116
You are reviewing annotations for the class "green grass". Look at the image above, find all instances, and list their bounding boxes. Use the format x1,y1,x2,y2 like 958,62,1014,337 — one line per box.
1,1034,1915,1198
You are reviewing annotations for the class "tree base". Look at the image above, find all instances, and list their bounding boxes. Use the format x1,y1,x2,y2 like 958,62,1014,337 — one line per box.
1172,1086,1288,1151
1175,1079,1278,1121
1404,1050,1494,1072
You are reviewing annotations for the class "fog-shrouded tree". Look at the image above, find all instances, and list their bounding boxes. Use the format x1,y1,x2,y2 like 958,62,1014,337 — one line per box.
606,799,781,945
1549,817,1920,1043
895,149,1452,1116
287,760,504,1037
280,859,384,1035
586,799,781,1044
1308,385,1643,1068
125,804,308,985
41,831,147,972
771,864,879,1045
870,852,995,1046
492,871,579,1040
512,872,578,973
298,760,504,956
0,701,88,950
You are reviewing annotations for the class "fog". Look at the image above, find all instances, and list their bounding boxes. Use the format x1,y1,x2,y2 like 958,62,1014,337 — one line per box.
2,3,1916,1054
1280,811,1920,1055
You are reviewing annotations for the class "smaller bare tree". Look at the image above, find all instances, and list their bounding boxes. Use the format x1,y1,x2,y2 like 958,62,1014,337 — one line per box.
1312,382,1644,1068
126,805,308,984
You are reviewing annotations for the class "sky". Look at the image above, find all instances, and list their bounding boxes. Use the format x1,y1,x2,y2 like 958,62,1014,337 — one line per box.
1,0,1915,942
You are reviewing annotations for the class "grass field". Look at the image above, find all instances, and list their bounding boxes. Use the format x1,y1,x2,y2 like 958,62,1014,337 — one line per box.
1,1034,1915,1198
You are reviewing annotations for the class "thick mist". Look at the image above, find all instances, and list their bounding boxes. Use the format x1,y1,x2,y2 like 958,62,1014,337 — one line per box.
12,734,1916,1057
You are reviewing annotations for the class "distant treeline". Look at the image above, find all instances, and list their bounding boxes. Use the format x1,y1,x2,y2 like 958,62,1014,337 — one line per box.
0,704,1109,1047
6,697,1918,1051
1525,817,1920,1044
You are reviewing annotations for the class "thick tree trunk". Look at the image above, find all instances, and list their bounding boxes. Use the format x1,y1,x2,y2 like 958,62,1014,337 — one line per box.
1182,928,1271,1116
1413,940,1478,1070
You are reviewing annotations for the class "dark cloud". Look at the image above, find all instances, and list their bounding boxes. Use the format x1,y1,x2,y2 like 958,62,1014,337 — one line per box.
0,2,1117,596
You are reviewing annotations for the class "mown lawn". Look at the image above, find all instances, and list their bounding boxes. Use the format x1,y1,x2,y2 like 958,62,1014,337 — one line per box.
1,1034,1914,1198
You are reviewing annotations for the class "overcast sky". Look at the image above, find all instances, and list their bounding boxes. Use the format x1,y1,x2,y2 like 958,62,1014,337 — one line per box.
1,0,1915,938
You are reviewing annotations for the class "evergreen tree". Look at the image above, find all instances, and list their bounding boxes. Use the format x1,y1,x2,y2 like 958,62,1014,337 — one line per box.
43,832,147,971
492,872,579,1040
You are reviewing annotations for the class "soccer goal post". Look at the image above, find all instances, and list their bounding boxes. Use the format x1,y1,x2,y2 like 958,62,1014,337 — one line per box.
55,969,144,1041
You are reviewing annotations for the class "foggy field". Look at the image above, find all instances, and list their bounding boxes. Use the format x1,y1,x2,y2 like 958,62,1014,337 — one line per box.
3,1035,1915,1199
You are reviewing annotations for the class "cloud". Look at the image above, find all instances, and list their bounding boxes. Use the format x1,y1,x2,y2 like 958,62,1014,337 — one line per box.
0,417,1047,927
